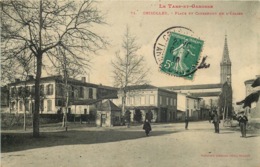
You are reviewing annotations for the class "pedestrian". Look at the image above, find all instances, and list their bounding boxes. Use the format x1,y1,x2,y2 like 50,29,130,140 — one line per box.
185,116,189,130
143,119,152,136
237,113,248,138
212,111,220,133
124,110,131,128
145,110,153,123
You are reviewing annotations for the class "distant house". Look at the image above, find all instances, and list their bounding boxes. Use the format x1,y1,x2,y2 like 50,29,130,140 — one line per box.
113,84,177,122
176,93,201,121
96,100,121,127
162,83,222,110
7,75,118,115
243,76,260,118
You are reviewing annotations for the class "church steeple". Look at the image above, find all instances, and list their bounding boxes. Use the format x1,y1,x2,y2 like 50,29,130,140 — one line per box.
220,34,232,85
221,34,231,64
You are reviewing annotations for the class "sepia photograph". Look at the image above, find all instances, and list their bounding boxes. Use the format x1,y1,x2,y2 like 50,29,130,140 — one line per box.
1,0,260,167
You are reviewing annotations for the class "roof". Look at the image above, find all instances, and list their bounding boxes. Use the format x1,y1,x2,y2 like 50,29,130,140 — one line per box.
72,99,102,105
123,84,177,95
186,95,203,99
125,84,158,90
97,92,118,99
8,75,116,90
221,35,231,64
125,106,158,110
244,79,256,85
191,92,221,97
97,100,121,111
162,83,222,90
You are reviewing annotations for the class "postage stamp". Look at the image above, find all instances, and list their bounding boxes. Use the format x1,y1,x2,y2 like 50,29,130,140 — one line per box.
153,27,205,80
160,32,204,79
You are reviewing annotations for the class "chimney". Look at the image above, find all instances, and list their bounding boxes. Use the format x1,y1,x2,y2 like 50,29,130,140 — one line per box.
82,77,86,82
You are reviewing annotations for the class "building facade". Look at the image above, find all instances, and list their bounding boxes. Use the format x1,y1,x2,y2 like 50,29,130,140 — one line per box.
244,76,260,118
8,75,118,115
113,85,177,122
176,93,201,121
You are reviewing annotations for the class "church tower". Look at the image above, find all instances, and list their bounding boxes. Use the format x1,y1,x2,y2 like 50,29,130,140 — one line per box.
220,34,232,85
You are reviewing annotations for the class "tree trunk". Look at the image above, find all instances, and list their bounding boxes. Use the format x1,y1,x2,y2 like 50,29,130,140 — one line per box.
122,89,126,115
33,54,42,137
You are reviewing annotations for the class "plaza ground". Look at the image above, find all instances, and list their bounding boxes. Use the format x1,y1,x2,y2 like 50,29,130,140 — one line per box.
1,120,260,167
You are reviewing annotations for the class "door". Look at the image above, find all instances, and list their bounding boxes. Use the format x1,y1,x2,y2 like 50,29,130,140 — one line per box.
101,114,106,127
160,108,168,122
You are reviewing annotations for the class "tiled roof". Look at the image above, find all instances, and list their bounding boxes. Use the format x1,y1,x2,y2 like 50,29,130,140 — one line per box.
98,100,121,111
125,84,158,90
72,99,101,105
8,75,116,90
125,106,158,110
122,84,176,95
162,83,222,90
191,91,221,97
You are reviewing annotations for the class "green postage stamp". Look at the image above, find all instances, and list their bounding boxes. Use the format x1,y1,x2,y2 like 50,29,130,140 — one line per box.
160,32,204,80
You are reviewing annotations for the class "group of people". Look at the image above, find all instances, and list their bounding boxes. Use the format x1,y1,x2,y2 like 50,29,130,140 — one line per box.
140,110,248,138
210,110,248,138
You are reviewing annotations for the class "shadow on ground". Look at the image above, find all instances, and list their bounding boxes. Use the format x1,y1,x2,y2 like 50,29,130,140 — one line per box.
1,129,178,153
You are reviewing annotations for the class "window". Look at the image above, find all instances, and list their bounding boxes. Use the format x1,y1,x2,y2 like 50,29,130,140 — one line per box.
149,95,155,105
47,100,52,112
194,100,197,109
159,96,162,105
187,99,189,109
126,97,130,105
70,86,75,98
166,97,169,105
130,97,134,105
31,85,35,96
79,87,84,98
46,84,53,95
10,87,17,97
89,88,93,99
18,87,22,95
170,98,173,106
40,99,44,112
19,101,23,111
141,96,145,105
174,99,177,106
40,85,45,96
135,96,140,105
25,101,29,111
25,86,30,96
56,84,63,96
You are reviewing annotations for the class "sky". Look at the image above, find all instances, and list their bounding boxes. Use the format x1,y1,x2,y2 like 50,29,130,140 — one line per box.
67,1,260,103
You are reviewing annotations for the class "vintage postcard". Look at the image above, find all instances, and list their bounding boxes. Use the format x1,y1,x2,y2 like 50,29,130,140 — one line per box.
1,0,259,167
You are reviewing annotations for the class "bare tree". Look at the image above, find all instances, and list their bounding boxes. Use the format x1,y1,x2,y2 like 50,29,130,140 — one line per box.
111,26,149,115
1,0,108,137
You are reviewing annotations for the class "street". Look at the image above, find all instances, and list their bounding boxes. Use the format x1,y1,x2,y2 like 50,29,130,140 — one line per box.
1,121,260,167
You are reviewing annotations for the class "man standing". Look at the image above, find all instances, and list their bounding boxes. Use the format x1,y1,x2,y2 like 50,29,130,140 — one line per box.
146,110,153,123
237,113,248,138
124,110,131,128
212,111,220,133
185,116,189,130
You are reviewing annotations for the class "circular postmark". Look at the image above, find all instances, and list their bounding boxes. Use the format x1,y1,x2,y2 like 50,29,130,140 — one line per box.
153,26,207,80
